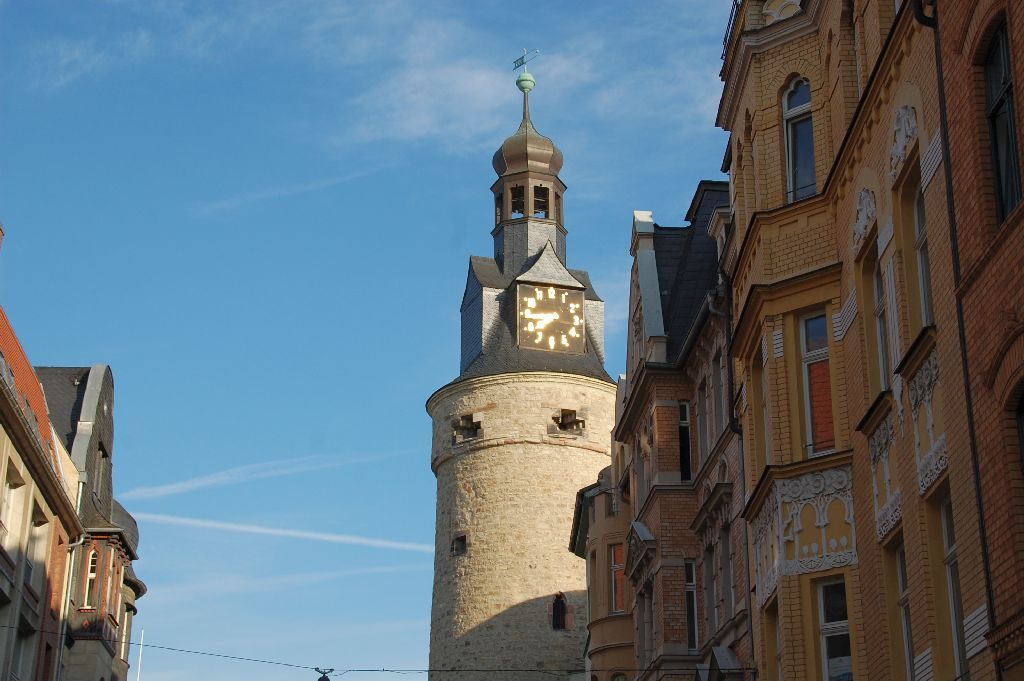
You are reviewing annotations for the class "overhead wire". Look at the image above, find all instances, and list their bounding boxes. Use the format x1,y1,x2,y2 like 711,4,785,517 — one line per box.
0,623,759,676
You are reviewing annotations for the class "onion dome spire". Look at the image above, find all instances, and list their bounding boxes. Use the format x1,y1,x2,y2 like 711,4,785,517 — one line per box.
492,69,564,177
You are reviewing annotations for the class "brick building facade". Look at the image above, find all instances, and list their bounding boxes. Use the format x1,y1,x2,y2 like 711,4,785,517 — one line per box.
936,0,1024,676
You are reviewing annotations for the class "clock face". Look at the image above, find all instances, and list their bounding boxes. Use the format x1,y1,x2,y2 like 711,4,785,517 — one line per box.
517,284,586,353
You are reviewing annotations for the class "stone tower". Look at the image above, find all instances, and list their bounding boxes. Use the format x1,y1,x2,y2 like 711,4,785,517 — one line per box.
426,71,616,681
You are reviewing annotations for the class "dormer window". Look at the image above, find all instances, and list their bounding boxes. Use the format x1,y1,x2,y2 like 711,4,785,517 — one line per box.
511,186,525,218
784,79,816,202
533,186,550,218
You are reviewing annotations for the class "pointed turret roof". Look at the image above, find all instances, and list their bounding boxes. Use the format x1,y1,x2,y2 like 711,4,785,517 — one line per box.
491,70,564,177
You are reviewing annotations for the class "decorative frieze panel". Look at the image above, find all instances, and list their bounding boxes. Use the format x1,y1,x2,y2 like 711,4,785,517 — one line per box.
752,465,858,607
851,188,876,257
626,520,656,582
891,105,919,182
869,412,902,540
908,350,947,494
762,0,801,24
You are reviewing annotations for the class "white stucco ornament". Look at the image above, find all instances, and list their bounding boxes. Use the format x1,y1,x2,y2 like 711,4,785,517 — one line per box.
851,188,877,256
890,105,919,182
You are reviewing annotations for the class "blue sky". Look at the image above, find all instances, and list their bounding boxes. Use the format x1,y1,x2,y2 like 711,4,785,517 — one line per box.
0,2,730,679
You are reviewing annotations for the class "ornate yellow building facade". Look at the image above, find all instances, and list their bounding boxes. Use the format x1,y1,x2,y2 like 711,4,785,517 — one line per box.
721,1,997,680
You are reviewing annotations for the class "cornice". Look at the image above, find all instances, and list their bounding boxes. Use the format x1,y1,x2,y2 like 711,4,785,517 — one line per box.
0,378,83,536
426,370,616,413
731,262,842,358
718,0,823,129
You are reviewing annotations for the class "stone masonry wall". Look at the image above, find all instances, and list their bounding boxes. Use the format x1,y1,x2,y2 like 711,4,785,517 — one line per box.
427,372,616,681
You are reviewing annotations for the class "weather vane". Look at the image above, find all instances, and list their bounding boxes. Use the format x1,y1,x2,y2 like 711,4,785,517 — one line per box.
513,48,540,71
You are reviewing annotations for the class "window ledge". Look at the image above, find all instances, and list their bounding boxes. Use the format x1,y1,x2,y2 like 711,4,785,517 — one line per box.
893,324,936,376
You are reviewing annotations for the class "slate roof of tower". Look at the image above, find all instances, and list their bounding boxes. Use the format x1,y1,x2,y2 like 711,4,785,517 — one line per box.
652,182,729,361
457,251,612,384
36,366,91,452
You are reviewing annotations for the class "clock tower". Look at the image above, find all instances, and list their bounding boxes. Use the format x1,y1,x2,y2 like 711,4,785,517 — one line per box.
426,70,616,681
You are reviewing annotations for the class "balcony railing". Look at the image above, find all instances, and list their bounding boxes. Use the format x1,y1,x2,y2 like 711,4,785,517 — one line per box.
722,0,743,60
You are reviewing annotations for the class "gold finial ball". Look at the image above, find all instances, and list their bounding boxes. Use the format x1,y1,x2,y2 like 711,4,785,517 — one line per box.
516,69,536,93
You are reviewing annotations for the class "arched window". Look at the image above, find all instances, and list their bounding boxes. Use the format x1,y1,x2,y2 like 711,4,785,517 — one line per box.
784,79,816,202
552,593,567,630
985,25,1022,221
84,550,98,608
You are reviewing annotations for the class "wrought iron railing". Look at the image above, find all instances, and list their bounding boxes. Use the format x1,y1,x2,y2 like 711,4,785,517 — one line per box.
722,0,743,60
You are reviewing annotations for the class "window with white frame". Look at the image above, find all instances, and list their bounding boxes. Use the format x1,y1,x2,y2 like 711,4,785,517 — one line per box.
698,380,709,460
819,579,853,681
685,560,699,651
24,504,48,593
610,543,626,614
784,79,816,202
721,524,734,619
985,25,1022,221
120,609,132,660
713,351,725,437
801,313,835,456
704,544,718,633
941,497,968,678
104,547,115,612
84,550,98,608
679,402,692,481
873,256,892,389
759,358,773,464
0,464,25,553
914,187,934,326
895,542,915,681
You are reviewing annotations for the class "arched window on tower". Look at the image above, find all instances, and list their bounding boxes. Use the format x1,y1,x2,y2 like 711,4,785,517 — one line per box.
784,79,816,203
511,186,525,218
533,186,550,218
551,593,567,629
84,550,98,608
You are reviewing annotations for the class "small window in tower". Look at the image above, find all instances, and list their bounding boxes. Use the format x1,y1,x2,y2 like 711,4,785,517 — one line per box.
451,534,467,556
554,409,585,433
511,186,525,218
533,186,550,218
494,193,502,225
551,593,567,629
555,193,562,224
452,413,482,443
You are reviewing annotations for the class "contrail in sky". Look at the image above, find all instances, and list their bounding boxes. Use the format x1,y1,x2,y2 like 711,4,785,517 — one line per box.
133,513,435,554
121,452,403,500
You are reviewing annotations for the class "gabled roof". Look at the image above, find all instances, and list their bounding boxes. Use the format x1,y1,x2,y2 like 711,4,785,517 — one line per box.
469,255,602,301
515,242,584,288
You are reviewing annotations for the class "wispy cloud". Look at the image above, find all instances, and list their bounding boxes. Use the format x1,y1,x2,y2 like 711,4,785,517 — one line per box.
29,29,152,91
121,452,401,500
190,168,383,216
146,564,430,603
133,513,435,553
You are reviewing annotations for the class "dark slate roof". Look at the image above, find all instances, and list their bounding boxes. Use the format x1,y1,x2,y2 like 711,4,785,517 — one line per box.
111,499,140,553
653,183,730,360
469,255,603,301
456,253,613,385
36,366,91,452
